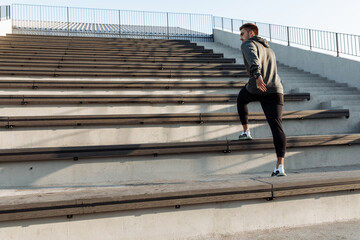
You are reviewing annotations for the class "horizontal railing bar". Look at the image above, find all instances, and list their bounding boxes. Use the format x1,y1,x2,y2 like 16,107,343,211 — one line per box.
12,3,213,16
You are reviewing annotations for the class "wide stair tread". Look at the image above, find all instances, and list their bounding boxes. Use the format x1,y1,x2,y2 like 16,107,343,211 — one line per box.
0,169,359,222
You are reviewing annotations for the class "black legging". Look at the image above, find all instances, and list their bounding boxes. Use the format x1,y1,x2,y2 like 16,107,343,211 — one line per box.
237,87,286,158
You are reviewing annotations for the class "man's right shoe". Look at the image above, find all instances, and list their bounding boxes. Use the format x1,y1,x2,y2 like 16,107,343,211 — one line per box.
271,170,287,177
238,130,252,140
271,165,287,177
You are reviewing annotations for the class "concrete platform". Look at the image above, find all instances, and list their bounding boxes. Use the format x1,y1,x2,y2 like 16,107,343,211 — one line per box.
0,169,360,239
2,141,360,188
192,219,360,240
0,116,351,149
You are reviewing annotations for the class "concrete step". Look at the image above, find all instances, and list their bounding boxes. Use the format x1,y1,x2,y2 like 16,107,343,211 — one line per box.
283,82,347,88
294,87,359,95
281,77,331,82
231,219,360,240
0,99,315,117
321,100,360,109
0,78,248,89
196,42,244,64
299,91,359,95
0,114,351,149
307,94,360,103
282,83,347,92
277,69,316,74
0,168,360,239
0,76,249,84
1,135,360,188
279,73,324,77
342,105,360,112
0,89,242,95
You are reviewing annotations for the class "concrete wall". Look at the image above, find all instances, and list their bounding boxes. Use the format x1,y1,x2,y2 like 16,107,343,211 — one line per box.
213,29,360,90
0,20,12,36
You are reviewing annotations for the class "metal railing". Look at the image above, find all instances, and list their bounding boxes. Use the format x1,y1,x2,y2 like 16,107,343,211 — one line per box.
4,4,360,58
214,16,360,58
10,4,213,41
0,5,11,21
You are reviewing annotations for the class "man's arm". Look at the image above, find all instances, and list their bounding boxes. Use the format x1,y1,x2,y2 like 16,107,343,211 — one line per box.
241,41,266,92
241,41,262,79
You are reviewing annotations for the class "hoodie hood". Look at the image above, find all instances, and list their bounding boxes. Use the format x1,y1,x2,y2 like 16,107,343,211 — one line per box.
249,36,269,48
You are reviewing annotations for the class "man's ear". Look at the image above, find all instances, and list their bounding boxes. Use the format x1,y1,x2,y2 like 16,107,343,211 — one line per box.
249,30,255,37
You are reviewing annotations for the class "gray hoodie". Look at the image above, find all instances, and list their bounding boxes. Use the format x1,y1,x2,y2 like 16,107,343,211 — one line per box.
241,36,283,94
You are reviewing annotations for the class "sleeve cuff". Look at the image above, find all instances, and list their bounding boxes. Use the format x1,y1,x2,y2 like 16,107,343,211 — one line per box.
253,72,261,79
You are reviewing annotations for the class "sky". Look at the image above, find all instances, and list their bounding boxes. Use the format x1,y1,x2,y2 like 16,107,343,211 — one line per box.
1,0,360,35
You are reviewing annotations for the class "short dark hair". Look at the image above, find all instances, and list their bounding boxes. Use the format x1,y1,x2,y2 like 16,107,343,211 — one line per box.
240,23,258,36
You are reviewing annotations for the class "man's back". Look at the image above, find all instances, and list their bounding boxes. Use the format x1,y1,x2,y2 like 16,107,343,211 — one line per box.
241,36,283,94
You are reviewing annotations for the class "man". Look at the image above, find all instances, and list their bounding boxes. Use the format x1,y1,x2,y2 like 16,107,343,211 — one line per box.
238,23,287,177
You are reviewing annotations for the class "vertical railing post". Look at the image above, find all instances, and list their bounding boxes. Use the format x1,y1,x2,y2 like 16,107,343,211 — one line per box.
287,26,290,46
211,16,214,36
189,13,192,36
221,17,223,30
269,24,272,41
39,5,42,30
336,33,340,57
166,12,169,39
358,36,360,57
231,19,233,32
8,5,10,19
118,10,121,37
143,11,145,38
67,7,69,36
309,29,312,50
93,9,96,37
0,6,2,21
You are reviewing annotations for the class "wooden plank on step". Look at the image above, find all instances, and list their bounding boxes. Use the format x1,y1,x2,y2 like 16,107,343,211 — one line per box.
2,109,349,128
0,134,359,163
0,80,247,89
260,170,360,197
0,60,245,70
0,93,310,105
0,54,236,63
0,177,271,222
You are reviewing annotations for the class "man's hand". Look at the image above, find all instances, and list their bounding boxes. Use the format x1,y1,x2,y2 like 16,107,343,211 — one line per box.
256,75,267,92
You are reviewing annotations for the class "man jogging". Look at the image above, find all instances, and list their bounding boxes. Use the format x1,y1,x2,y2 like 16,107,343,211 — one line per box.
237,23,287,177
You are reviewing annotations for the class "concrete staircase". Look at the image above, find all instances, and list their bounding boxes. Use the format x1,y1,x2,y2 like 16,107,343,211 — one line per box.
0,35,360,240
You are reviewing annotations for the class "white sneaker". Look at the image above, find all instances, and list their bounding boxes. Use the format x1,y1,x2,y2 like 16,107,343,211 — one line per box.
271,164,286,177
238,129,252,140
